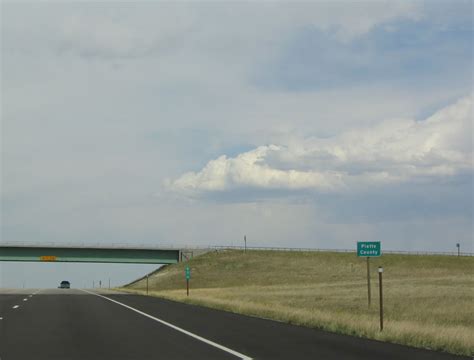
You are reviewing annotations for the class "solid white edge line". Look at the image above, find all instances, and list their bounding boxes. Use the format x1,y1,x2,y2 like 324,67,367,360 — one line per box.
80,289,252,360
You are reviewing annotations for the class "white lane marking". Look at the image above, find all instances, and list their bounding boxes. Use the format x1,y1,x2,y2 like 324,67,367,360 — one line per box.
80,289,252,360
12,305,19,309
0,317,3,320
23,298,28,301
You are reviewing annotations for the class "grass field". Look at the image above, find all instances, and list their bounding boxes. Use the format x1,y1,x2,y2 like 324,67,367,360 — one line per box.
121,250,473,356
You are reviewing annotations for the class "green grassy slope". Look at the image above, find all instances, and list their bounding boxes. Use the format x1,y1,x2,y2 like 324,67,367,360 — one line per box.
122,250,473,356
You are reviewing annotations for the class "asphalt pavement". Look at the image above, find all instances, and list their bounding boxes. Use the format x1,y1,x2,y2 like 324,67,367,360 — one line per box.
0,288,469,360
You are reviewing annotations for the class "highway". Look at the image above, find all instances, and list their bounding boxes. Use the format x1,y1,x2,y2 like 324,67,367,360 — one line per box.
0,288,468,360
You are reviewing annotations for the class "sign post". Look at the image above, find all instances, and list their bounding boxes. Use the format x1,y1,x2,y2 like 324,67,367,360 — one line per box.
378,266,384,331
146,274,149,295
185,266,191,296
366,257,371,307
456,243,460,257
357,242,381,307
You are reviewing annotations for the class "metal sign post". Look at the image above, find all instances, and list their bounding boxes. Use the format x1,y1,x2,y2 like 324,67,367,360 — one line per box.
185,266,191,296
357,242,381,308
367,257,371,307
146,274,149,295
378,266,384,331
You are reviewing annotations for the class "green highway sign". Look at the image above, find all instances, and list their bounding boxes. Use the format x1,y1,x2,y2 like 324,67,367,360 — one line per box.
185,266,191,280
357,242,381,257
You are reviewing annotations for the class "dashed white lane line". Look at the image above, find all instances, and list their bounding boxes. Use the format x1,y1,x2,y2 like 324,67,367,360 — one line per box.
0,317,3,320
12,305,19,309
80,289,253,360
23,298,28,301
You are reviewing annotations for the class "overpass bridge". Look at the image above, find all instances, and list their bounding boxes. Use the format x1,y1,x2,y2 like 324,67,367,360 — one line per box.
0,244,181,264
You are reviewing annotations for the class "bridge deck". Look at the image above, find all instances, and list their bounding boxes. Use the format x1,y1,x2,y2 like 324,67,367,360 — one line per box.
0,246,180,264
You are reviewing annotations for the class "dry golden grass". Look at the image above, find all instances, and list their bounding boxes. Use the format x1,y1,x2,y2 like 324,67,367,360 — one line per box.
121,250,474,356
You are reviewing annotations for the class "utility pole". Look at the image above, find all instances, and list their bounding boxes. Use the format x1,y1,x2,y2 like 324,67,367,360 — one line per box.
244,235,247,253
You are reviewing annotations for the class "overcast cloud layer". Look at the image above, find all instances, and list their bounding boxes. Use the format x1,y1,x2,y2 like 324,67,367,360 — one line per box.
1,1,473,287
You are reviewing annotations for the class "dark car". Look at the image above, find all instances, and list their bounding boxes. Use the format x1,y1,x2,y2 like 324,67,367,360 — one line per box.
59,280,70,289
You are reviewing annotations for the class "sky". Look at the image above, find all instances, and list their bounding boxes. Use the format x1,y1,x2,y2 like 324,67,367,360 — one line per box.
1,0,473,288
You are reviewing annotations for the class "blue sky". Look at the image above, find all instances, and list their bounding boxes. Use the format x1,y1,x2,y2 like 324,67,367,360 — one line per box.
258,15,472,92
1,1,472,287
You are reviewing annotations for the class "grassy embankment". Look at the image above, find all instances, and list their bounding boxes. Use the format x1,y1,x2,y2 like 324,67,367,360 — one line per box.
121,250,473,356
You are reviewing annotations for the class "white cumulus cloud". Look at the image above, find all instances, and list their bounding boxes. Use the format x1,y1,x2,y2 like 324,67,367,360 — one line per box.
168,95,473,197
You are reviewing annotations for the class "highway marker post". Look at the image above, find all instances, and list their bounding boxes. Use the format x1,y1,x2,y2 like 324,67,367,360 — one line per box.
378,266,384,331
357,242,381,307
146,274,149,295
185,266,191,296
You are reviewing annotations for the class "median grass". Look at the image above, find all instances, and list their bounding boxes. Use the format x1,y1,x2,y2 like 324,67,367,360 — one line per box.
121,250,473,356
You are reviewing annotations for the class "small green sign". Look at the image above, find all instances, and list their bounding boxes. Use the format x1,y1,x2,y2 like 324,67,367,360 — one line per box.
357,241,381,257
185,266,191,280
